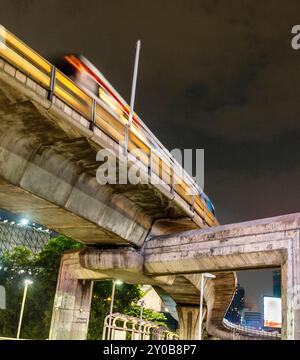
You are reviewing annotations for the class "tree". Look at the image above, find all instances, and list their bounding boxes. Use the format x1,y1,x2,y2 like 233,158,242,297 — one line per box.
88,281,143,340
0,236,82,339
127,304,167,326
0,236,168,339
0,246,36,337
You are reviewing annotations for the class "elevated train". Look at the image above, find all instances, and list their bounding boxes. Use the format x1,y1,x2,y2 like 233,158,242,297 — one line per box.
54,54,216,218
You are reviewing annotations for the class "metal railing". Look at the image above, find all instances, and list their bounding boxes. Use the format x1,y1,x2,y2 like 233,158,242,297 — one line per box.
0,27,218,227
102,312,178,340
223,318,281,339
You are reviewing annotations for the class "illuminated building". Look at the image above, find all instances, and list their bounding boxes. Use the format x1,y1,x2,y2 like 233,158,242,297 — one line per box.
225,284,245,324
242,311,263,329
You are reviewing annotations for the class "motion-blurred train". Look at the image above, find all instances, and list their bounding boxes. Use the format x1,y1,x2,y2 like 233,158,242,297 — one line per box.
54,54,137,124
54,54,216,217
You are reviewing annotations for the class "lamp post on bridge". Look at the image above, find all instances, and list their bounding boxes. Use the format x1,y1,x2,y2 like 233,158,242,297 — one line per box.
128,40,141,128
199,273,216,340
124,40,141,155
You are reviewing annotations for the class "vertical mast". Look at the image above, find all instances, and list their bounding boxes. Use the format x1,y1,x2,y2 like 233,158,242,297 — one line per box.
128,40,141,127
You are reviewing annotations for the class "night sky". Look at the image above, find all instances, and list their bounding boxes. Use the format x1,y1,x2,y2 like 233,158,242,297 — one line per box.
1,0,299,224
1,1,299,309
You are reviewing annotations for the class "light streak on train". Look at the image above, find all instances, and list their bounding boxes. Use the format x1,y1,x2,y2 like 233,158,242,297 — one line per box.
56,54,150,144
54,53,216,218
0,24,217,223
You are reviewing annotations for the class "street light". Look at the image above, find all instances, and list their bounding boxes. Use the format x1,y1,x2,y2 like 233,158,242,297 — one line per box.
108,279,123,340
138,300,145,340
199,273,216,340
20,218,29,226
128,40,141,128
17,279,33,339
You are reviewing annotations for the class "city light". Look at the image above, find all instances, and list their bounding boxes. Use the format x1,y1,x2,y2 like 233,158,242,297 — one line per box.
24,279,33,286
202,272,217,279
20,218,29,226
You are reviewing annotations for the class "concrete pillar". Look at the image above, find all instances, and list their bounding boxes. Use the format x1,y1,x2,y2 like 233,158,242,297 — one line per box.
49,251,94,340
281,230,300,340
176,305,200,340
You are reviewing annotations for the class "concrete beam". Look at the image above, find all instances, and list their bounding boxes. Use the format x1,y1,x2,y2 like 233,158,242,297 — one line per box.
144,213,300,339
0,60,208,249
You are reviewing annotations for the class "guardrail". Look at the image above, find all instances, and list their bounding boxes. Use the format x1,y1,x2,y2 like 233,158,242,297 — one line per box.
0,27,218,227
102,312,178,340
223,318,281,339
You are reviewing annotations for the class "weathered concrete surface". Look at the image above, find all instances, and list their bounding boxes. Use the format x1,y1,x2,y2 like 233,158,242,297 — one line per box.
0,58,207,248
154,271,252,340
50,213,300,339
2,58,297,340
144,213,300,339
176,305,200,340
49,251,94,340
49,248,187,339
0,56,222,340
49,247,241,340
183,272,258,340
185,272,238,340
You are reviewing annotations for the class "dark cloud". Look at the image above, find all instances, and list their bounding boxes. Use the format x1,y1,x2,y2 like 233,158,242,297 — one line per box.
0,0,299,225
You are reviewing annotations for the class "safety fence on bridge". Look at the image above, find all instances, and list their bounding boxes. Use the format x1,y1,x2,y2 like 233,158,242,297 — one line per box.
102,313,178,340
223,318,281,339
0,27,218,228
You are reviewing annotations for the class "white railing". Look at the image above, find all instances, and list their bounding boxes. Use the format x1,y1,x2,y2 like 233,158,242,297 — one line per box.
223,318,281,339
102,312,178,340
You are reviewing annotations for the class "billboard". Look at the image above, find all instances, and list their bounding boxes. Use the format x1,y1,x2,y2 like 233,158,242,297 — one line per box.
263,296,281,328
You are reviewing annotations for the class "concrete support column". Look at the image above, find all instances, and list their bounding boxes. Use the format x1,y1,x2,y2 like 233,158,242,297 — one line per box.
176,305,200,340
281,229,300,340
49,251,94,340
